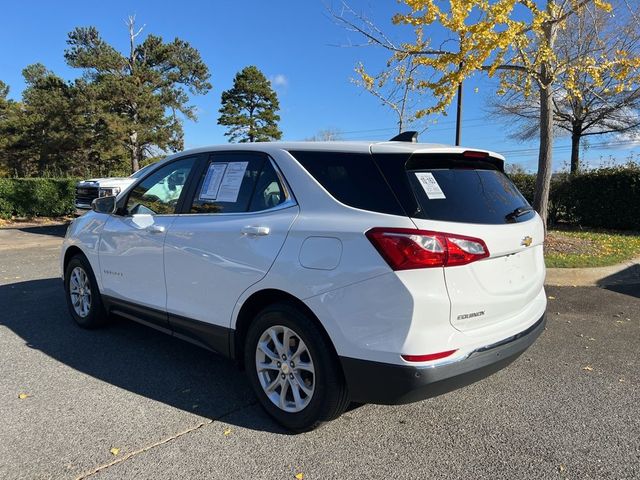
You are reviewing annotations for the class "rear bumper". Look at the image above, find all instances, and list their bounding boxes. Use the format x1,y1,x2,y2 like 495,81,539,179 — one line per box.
340,314,546,405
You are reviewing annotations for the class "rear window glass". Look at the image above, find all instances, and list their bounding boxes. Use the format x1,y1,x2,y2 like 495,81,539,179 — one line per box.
288,150,404,216
374,153,534,224
407,168,534,224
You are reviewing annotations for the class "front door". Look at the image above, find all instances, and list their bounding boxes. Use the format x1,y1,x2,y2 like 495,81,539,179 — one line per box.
164,152,299,353
99,156,198,327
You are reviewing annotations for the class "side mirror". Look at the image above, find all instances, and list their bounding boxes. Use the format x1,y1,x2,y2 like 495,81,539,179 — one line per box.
91,195,117,214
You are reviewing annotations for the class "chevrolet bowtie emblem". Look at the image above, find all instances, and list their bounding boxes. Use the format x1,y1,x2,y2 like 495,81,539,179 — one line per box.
521,236,533,247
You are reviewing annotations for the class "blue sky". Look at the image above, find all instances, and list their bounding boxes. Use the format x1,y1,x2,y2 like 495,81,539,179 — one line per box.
1,0,637,171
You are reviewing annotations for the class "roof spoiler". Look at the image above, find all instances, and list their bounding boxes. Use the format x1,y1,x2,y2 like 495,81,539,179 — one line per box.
389,131,418,143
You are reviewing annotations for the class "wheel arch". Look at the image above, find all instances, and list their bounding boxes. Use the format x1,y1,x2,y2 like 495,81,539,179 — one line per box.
232,289,340,371
63,245,86,272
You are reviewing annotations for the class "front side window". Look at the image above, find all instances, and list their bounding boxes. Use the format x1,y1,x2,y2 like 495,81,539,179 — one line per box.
190,153,287,214
126,157,196,215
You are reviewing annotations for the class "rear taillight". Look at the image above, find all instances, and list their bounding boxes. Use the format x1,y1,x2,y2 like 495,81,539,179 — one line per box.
366,228,489,270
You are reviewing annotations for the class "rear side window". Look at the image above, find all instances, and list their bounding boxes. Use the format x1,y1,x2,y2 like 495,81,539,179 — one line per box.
375,153,534,225
189,152,288,214
288,150,404,216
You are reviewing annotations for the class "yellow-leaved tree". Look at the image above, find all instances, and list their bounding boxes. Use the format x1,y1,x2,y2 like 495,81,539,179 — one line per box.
337,0,640,228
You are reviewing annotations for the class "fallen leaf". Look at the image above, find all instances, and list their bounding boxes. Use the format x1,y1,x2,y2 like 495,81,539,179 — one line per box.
223,428,232,436
110,447,120,456
619,378,625,383
583,366,594,372
548,296,556,300
295,473,304,480
18,393,30,399
558,464,566,473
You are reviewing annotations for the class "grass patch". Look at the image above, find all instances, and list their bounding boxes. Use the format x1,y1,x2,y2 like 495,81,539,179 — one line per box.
545,230,640,268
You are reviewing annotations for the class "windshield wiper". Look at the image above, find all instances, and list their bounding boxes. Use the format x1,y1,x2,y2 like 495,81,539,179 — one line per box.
505,206,534,222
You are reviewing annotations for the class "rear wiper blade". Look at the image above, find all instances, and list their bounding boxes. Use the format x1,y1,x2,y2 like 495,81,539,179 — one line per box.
505,206,534,222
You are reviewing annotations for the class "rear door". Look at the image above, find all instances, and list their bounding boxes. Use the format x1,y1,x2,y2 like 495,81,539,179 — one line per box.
374,151,546,333
163,151,299,354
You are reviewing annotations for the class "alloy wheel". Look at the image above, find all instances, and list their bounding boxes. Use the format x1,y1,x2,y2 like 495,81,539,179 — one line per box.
69,266,92,318
255,325,315,413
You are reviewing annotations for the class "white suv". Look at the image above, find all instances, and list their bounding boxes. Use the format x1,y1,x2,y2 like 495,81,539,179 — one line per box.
61,135,546,431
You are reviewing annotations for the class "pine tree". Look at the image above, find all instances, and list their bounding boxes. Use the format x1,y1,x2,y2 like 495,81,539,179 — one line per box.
218,66,282,142
65,16,212,172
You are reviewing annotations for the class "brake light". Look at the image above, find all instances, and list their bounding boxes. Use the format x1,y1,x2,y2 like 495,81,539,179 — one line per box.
462,150,489,159
366,228,489,270
401,349,458,362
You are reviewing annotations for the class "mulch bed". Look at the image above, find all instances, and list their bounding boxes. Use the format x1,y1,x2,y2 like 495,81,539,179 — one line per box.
0,216,74,228
544,232,597,256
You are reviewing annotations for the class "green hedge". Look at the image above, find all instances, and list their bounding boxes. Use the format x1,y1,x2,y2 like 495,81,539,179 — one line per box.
0,178,77,219
510,165,640,230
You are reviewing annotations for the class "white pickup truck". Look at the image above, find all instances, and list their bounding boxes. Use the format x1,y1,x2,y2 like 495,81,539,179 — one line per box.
74,165,152,212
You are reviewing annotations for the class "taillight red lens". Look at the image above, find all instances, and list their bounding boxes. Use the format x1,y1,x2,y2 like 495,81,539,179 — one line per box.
401,349,458,362
445,236,489,266
366,228,489,270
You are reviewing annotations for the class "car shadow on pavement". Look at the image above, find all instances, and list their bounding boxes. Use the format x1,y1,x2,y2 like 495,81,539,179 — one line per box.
598,264,640,299
601,282,640,299
0,277,293,435
15,224,69,238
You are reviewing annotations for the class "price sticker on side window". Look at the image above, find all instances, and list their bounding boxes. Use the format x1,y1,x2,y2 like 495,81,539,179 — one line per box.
414,172,446,200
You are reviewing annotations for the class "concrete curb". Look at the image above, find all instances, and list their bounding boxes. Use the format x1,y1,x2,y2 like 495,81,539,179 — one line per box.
545,257,640,287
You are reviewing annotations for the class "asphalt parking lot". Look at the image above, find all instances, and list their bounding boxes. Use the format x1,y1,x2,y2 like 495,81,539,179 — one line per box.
1,224,638,480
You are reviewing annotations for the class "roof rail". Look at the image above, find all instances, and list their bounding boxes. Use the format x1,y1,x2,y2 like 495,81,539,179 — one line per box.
389,131,418,143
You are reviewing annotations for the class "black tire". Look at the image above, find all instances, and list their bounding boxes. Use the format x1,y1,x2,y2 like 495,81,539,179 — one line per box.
64,254,109,329
244,303,350,432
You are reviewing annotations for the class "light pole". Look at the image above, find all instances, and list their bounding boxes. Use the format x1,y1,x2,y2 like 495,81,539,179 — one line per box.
455,62,463,146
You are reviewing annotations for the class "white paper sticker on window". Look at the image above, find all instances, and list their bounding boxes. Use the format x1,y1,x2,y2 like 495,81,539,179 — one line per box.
199,163,227,200
415,172,446,200
217,161,249,203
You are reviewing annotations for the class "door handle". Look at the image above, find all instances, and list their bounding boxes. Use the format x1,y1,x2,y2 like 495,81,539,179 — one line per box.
241,226,270,236
146,224,166,234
